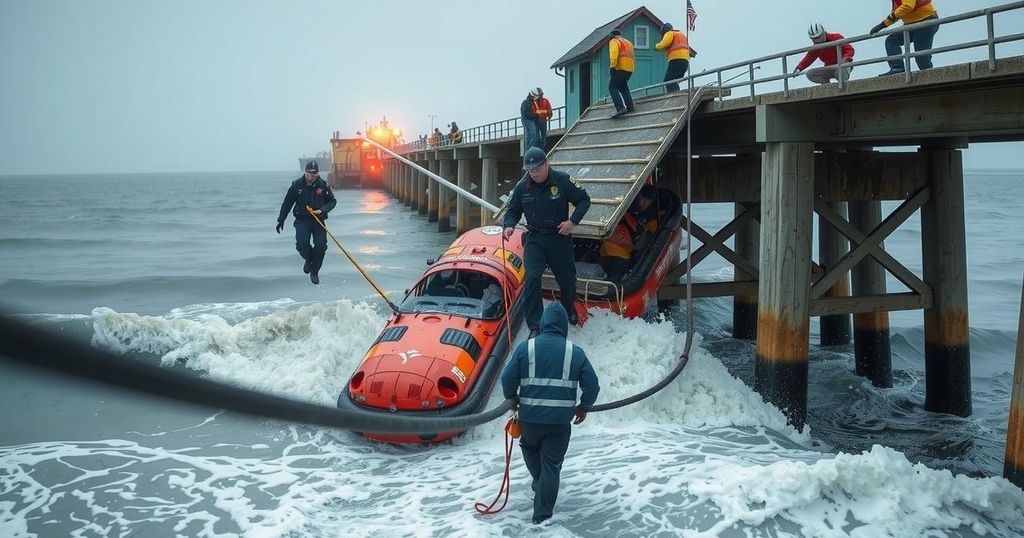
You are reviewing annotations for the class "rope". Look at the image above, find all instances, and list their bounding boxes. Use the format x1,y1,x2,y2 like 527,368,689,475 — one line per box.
306,206,399,313
474,415,520,515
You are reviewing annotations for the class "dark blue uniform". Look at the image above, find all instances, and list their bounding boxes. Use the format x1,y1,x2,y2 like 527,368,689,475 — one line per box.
277,176,337,278
502,169,590,332
501,303,600,524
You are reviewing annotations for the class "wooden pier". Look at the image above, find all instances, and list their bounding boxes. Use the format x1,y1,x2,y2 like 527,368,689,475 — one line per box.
369,6,1024,437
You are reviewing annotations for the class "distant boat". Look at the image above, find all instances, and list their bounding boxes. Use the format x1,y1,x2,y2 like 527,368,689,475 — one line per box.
298,150,332,173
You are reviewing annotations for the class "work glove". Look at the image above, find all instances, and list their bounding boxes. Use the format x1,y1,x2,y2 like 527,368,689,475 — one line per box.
870,22,886,35
275,221,283,234
792,66,802,74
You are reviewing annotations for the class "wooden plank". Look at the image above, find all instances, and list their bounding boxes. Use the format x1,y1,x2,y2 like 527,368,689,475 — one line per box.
658,281,759,300
810,292,931,316
550,158,651,166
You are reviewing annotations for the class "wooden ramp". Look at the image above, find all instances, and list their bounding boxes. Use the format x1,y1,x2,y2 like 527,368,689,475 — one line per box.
497,88,711,240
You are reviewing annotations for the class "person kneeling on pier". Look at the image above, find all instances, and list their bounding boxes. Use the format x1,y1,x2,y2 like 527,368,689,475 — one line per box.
599,185,659,282
794,23,854,85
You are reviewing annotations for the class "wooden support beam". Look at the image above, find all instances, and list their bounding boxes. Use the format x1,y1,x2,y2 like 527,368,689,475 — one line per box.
1005,272,1024,487
666,203,759,282
921,147,972,417
481,158,499,225
818,201,852,346
756,141,814,431
658,281,759,300
734,202,759,340
850,200,894,388
810,187,929,299
810,292,929,316
437,159,453,232
426,158,439,222
814,200,932,298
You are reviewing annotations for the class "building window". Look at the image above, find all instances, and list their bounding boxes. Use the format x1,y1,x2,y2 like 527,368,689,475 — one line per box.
634,25,649,49
569,68,575,92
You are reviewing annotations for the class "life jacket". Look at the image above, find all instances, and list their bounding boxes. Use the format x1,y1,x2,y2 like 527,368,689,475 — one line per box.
667,30,690,60
600,212,639,260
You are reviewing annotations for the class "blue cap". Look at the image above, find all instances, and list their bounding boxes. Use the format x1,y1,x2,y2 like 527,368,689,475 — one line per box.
660,23,673,33
305,160,319,172
609,29,621,37
522,147,547,171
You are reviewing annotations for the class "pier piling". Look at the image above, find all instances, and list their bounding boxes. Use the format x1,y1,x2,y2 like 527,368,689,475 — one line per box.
437,158,452,232
1004,273,1024,488
849,200,893,388
755,142,814,430
819,201,852,346
733,202,759,340
426,157,439,222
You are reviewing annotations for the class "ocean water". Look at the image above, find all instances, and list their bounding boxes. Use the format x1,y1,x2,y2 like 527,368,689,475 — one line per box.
1,170,1023,537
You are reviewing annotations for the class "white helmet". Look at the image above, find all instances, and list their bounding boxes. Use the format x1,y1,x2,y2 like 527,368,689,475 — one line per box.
528,88,539,98
808,23,826,40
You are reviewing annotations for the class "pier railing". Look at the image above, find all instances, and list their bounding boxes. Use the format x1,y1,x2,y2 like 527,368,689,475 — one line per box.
398,106,566,153
633,0,1024,100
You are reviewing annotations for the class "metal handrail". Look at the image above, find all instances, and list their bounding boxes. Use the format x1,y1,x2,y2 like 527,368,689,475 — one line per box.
397,106,566,153
627,0,1024,99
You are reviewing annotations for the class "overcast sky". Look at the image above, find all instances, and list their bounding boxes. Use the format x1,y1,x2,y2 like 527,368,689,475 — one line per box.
2,0,1022,175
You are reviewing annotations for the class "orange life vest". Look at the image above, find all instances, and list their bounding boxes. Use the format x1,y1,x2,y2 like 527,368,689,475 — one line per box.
614,36,634,59
668,30,689,55
600,212,639,260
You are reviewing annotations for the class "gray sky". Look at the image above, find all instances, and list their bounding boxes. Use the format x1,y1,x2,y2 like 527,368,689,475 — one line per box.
2,0,1022,175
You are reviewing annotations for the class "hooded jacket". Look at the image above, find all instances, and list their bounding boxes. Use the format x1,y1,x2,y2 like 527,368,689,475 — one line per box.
501,303,600,424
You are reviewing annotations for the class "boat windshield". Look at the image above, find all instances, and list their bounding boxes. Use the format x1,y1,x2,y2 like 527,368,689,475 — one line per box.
399,269,505,320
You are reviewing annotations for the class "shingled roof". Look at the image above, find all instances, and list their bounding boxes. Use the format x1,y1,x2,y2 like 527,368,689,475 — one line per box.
550,6,664,69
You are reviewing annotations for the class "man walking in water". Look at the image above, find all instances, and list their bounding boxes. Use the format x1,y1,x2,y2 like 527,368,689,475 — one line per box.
502,302,600,525
276,160,336,284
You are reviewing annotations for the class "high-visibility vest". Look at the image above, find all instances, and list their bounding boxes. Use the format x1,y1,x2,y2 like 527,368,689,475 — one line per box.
600,212,639,260
614,36,634,59
667,30,690,57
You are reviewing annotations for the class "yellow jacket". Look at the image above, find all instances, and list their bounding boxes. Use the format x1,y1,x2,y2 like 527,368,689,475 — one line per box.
609,36,635,72
655,30,690,61
885,0,937,27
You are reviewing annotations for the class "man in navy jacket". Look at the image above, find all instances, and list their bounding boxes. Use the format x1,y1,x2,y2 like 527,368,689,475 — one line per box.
276,161,337,284
501,302,600,524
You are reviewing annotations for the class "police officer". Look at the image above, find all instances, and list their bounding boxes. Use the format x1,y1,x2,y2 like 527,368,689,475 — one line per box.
501,302,600,525
503,147,591,337
276,161,337,284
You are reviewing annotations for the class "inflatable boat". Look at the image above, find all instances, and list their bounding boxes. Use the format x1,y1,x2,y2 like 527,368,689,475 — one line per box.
542,187,684,318
337,226,528,443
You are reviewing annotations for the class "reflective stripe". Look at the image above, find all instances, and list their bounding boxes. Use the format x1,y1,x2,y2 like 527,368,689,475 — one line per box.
520,397,576,408
522,377,578,388
562,340,573,379
528,338,536,378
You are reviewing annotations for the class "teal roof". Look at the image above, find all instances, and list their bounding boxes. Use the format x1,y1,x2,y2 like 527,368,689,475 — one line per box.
550,6,664,69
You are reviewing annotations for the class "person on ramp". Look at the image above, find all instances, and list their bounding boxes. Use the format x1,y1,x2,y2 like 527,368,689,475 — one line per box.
276,160,337,284
502,147,591,338
501,302,600,525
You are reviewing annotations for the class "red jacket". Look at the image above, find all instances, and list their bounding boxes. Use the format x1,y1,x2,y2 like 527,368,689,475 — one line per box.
796,32,854,71
532,97,553,121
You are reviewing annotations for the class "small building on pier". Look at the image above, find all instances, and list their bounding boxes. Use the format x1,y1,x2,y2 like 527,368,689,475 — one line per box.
552,6,669,124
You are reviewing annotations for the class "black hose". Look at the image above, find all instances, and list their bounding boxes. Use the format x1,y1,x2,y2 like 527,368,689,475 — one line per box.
0,312,512,434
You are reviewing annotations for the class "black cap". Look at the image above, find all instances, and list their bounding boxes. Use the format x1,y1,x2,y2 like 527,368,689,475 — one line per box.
639,184,657,200
305,160,319,172
522,147,547,171
610,29,621,36
660,23,673,33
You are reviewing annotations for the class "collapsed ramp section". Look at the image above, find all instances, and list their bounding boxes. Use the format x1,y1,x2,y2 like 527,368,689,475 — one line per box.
495,88,711,240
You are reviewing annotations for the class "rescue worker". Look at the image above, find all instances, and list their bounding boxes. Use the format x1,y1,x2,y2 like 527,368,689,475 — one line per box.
870,0,939,76
501,302,600,525
608,29,635,118
276,161,337,285
532,88,553,149
599,185,659,281
521,89,542,150
794,23,855,84
655,22,697,93
502,147,591,337
449,122,462,144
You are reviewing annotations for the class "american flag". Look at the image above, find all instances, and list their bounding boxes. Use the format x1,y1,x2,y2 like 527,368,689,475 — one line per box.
686,0,697,32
